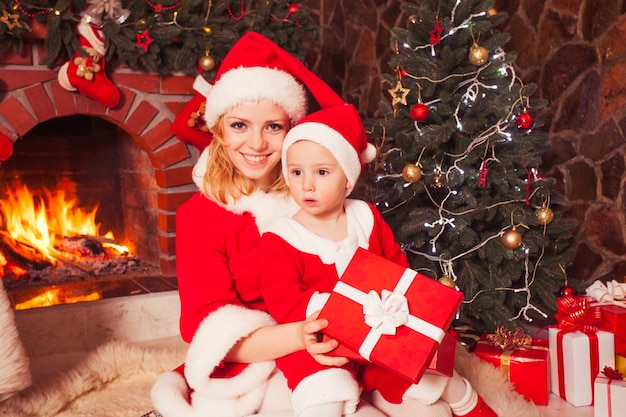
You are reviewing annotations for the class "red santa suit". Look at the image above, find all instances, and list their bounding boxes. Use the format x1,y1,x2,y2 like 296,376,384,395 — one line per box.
261,199,421,415
151,148,301,417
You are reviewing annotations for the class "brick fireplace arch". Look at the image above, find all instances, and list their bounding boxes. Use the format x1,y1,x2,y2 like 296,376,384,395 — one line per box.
0,65,200,277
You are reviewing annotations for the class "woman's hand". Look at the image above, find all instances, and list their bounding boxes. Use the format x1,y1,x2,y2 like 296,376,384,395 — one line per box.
299,311,349,367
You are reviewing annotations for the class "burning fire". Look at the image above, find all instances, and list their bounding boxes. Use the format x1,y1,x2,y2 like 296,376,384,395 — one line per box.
0,183,129,266
13,288,102,310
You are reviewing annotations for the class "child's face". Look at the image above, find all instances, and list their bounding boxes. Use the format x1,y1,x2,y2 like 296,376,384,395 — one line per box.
220,100,290,190
286,140,350,218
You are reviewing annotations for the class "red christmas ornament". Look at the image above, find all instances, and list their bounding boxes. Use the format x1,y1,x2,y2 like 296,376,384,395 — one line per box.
516,112,534,129
288,4,300,13
399,68,407,78
478,160,488,187
135,30,154,52
559,286,575,297
429,19,443,45
410,103,429,122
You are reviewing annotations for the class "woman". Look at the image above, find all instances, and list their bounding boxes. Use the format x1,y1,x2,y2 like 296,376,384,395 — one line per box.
151,32,455,417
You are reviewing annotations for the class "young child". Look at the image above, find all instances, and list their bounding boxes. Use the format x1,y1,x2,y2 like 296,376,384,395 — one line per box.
259,103,497,417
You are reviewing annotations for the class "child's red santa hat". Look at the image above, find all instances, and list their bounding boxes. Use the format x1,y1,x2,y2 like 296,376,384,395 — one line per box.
200,31,344,129
282,103,376,195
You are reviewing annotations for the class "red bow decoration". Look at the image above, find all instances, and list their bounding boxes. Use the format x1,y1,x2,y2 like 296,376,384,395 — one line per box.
602,366,624,380
555,295,603,333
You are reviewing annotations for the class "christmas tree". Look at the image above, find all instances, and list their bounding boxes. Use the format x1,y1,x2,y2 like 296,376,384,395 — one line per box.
359,0,585,333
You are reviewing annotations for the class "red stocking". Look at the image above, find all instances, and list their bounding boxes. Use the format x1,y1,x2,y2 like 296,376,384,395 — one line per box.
0,134,13,161
170,74,214,151
58,17,120,108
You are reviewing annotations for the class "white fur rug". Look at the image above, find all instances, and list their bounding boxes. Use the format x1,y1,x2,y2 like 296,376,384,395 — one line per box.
0,339,539,417
0,285,31,404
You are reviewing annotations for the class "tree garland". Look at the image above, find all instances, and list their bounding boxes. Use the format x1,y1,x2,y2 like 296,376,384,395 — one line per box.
0,0,319,74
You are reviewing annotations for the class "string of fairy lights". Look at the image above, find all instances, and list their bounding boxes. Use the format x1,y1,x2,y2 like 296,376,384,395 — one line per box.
375,2,559,323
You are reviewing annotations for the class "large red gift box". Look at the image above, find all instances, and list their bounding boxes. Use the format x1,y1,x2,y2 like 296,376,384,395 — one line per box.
318,248,464,383
596,303,626,356
474,334,550,405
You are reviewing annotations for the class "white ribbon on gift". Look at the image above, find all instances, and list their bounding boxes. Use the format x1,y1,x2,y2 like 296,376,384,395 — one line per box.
363,289,409,335
334,268,446,361
586,279,626,307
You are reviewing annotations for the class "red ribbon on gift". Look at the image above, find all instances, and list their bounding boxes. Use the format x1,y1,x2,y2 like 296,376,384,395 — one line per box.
602,366,624,380
554,295,604,401
601,367,623,417
555,295,603,333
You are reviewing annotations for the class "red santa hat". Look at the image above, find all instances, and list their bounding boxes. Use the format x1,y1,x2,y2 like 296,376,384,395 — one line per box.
200,31,344,129
282,103,376,195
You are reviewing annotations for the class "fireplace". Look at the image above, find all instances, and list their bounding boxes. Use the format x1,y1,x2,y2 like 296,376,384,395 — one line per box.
0,51,200,309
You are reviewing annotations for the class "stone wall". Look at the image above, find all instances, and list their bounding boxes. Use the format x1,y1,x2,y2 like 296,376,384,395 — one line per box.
307,0,626,284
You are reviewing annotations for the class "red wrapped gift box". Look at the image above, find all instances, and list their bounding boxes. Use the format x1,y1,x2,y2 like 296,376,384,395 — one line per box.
596,303,626,356
474,335,550,405
318,248,464,383
325,329,457,377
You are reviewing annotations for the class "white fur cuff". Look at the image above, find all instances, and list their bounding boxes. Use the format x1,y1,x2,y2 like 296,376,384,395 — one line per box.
291,368,361,416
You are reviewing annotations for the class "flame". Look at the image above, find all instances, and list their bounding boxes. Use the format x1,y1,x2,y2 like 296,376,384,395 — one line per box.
0,183,126,263
13,288,102,310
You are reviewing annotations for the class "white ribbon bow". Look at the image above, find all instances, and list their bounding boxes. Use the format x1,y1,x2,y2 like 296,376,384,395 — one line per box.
586,279,626,307
363,289,409,335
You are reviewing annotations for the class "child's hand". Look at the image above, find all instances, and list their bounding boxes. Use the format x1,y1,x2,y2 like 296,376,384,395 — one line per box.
300,311,349,367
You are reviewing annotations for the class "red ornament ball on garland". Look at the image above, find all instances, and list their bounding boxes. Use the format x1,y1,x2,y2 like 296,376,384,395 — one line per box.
288,4,300,13
516,112,534,129
410,103,429,122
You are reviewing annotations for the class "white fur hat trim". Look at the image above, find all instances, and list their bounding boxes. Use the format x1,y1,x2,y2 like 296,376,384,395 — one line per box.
282,122,363,194
203,66,306,129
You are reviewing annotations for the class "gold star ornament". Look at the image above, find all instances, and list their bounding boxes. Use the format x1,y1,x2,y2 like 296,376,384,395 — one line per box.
388,80,410,107
0,10,21,31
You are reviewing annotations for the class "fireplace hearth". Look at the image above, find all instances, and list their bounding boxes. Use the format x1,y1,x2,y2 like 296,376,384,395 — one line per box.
1,48,204,310
0,114,183,309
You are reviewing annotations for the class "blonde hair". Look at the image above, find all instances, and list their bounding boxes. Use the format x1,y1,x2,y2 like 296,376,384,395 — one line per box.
201,119,289,204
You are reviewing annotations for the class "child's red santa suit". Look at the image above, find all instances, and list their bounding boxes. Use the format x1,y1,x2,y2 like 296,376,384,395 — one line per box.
149,32,345,417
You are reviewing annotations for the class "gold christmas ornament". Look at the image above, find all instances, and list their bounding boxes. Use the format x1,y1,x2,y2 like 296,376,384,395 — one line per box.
388,80,411,107
136,19,149,32
438,276,456,288
402,163,422,183
0,10,20,30
502,227,522,249
431,169,444,188
199,54,215,71
469,43,489,66
535,205,554,225
203,26,213,35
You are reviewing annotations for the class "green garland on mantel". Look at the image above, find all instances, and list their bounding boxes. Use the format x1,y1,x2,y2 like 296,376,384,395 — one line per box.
0,0,319,74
